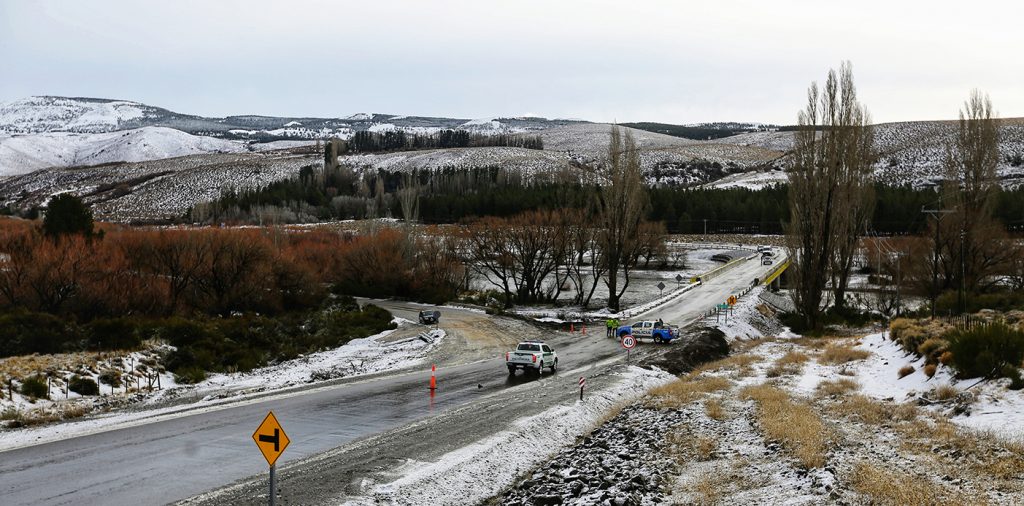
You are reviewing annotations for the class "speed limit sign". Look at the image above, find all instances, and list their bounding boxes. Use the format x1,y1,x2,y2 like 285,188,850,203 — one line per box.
621,335,637,349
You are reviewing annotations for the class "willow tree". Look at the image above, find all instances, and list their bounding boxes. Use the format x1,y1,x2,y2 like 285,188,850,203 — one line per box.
786,62,874,329
598,126,648,312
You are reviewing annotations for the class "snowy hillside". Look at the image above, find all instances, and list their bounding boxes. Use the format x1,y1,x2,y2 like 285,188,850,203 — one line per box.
709,120,1024,188
872,119,1024,188
0,96,581,140
343,147,571,180
0,96,158,133
0,150,318,221
339,124,782,188
0,96,585,175
0,127,246,176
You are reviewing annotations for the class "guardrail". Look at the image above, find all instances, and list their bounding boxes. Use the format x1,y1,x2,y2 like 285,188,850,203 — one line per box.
690,253,759,284
689,254,786,328
761,258,790,286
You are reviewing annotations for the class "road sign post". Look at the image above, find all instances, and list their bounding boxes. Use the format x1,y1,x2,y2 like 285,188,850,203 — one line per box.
579,376,585,401
269,464,276,506
675,274,683,287
717,303,730,324
253,411,290,506
621,335,637,363
657,281,666,297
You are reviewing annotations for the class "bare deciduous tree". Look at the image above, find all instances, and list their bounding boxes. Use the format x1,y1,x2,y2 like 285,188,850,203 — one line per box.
465,217,517,306
786,62,874,329
942,90,1012,302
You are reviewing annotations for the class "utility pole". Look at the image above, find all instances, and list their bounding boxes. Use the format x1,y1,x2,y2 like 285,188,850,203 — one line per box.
895,253,902,317
959,229,966,315
922,207,955,319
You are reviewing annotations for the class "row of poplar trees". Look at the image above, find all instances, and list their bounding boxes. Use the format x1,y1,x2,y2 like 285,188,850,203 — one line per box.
787,61,1010,329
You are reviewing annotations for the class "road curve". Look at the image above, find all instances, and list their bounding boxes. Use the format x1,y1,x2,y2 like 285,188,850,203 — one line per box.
0,254,781,505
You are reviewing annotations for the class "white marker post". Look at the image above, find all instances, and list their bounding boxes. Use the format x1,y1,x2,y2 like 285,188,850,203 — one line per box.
579,376,585,401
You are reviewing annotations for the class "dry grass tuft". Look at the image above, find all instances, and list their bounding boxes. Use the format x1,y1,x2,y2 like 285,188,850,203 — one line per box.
689,353,760,378
667,428,719,463
705,398,726,421
849,461,974,506
893,403,919,422
897,364,915,379
923,363,937,378
589,400,630,431
740,384,830,468
694,435,718,461
819,343,870,365
777,350,810,365
816,378,860,397
766,351,809,377
830,394,894,425
650,376,732,408
685,471,730,506
932,384,959,401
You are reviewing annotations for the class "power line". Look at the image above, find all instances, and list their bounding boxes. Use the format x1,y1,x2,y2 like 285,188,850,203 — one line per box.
921,206,955,319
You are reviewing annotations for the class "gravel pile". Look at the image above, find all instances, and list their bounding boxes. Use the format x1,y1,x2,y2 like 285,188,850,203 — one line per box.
498,405,686,505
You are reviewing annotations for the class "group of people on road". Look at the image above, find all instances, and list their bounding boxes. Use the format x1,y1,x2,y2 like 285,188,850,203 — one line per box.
604,317,620,338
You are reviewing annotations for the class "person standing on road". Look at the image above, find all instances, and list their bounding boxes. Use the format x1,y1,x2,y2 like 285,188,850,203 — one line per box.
606,318,614,338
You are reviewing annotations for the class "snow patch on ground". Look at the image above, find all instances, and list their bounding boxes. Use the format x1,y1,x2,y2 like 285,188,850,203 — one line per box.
153,324,443,403
704,286,782,341
850,332,1024,436
0,321,443,451
342,366,674,506
744,329,1024,438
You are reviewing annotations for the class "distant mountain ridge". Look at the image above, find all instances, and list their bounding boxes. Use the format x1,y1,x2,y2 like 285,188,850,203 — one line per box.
0,96,585,142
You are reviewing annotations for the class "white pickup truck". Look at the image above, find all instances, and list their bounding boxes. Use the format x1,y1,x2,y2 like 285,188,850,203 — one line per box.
506,340,558,375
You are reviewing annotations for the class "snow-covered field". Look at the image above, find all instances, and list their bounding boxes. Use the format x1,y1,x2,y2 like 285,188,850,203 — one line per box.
508,244,739,321
701,168,788,190
709,292,1024,436
342,146,569,180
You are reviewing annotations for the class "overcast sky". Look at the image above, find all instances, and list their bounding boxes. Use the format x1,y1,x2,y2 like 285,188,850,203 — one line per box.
2,0,1021,124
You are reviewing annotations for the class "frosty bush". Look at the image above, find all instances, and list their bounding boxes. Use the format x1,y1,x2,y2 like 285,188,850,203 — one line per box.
68,375,100,396
19,376,48,399
945,322,1024,383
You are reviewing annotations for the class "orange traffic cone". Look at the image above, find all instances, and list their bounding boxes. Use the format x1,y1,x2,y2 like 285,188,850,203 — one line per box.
570,323,575,332
429,364,437,390
582,324,587,335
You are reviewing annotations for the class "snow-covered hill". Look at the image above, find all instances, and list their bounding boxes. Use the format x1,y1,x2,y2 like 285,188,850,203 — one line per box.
0,96,585,175
0,96,161,133
0,96,581,140
0,150,318,221
0,127,247,176
711,120,1024,188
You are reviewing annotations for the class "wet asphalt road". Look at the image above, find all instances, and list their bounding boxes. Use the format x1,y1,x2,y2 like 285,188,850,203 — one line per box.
0,306,614,506
0,256,778,505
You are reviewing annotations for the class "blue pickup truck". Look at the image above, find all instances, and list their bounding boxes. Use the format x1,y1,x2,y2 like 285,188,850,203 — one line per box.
616,320,678,343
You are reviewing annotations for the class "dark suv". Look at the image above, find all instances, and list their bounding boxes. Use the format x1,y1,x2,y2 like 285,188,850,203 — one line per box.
419,310,440,325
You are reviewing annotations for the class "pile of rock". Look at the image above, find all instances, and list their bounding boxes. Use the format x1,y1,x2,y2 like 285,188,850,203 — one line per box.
643,327,729,375
499,405,688,505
